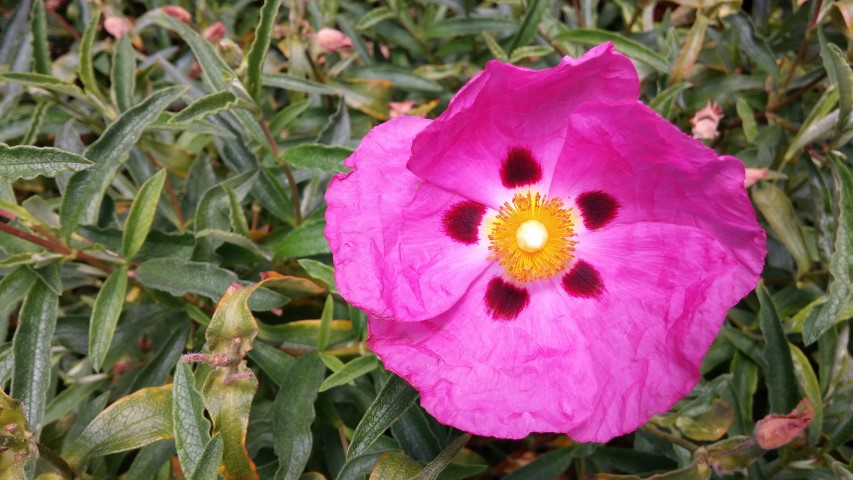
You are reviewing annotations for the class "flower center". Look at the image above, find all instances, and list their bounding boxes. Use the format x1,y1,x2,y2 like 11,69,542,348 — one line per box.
488,192,576,282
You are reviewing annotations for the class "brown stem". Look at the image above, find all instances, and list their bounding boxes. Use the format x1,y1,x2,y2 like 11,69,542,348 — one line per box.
36,442,76,480
260,119,303,225
142,152,185,230
46,6,82,42
0,218,113,274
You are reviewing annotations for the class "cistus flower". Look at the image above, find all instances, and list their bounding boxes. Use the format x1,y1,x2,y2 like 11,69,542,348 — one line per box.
324,43,766,442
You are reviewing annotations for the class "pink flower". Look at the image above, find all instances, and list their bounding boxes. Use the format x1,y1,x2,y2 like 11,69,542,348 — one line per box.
163,5,192,24
691,101,725,140
203,22,226,43
104,16,130,39
324,44,766,442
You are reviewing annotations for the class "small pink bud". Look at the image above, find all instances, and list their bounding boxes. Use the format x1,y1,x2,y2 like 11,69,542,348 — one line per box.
203,22,226,43
104,16,130,39
690,101,724,140
754,398,813,449
744,168,769,188
316,28,353,52
389,100,416,118
163,5,192,24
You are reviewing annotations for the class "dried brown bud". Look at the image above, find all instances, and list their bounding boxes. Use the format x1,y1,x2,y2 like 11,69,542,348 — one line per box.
754,398,814,449
690,101,724,140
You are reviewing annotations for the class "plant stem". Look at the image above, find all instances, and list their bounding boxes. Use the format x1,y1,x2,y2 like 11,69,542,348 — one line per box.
37,442,76,480
641,425,699,452
260,118,303,225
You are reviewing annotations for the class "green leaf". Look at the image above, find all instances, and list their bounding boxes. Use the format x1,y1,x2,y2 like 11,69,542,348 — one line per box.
262,73,337,95
509,45,555,63
736,97,758,143
111,35,136,113
21,99,49,145
173,362,212,477
0,388,37,478
59,85,186,240
415,433,471,480
509,0,548,52
724,14,780,79
297,259,336,293
79,9,103,98
371,452,422,479
820,40,853,143
356,7,395,30
804,156,853,343
123,169,167,259
258,319,353,349
88,266,129,371
30,0,49,75
0,143,93,180
789,345,823,446
65,385,174,466
187,434,225,480
319,355,381,392
555,29,671,73
282,143,352,174
784,88,840,162
170,91,240,125
347,374,419,459
503,447,575,480
670,15,710,83
43,380,105,426
757,283,799,414
481,32,508,62
274,221,331,259
348,67,444,93
245,0,283,101
0,72,86,98
269,99,312,133
202,364,257,479
11,278,57,436
752,182,812,276
273,352,325,480
425,17,519,38
316,294,335,351
247,341,295,387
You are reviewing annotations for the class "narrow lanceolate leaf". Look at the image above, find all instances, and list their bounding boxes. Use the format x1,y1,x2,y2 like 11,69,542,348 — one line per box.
757,283,799,414
736,98,758,143
173,362,212,477
355,6,395,30
789,345,823,446
370,452,422,479
282,144,352,173
111,35,136,113
273,353,325,480
317,295,334,351
0,144,93,180
509,0,548,52
319,355,381,392
65,385,174,467
79,9,103,98
555,29,671,73
203,368,257,480
752,183,812,276
804,157,853,344
123,169,167,259
59,85,186,240
170,91,239,125
347,374,419,459
245,0,283,101
88,266,129,371
424,17,518,38
670,14,709,83
21,100,49,145
820,41,853,143
503,447,575,480
415,433,472,480
11,279,57,436
0,267,36,310
187,434,224,480
30,0,50,75
0,72,86,98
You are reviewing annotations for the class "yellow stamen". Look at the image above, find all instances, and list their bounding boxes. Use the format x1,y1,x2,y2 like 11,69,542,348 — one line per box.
488,192,575,282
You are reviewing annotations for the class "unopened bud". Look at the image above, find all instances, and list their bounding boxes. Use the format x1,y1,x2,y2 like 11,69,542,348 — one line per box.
163,5,192,23
316,28,353,52
104,16,130,38
691,101,724,140
203,22,226,43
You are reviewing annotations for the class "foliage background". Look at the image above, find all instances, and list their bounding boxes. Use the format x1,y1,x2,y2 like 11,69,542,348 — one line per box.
0,0,852,478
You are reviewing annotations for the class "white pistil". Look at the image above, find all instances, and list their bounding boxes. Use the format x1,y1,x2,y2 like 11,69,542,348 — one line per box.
516,220,548,253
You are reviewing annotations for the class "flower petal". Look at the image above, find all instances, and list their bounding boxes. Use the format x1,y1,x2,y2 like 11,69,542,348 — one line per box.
369,221,753,442
549,101,766,280
325,117,490,321
407,43,639,208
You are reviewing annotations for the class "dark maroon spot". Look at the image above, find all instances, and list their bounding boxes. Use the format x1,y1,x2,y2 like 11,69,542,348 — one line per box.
500,147,542,188
577,191,620,230
442,201,487,244
485,277,529,320
562,261,604,298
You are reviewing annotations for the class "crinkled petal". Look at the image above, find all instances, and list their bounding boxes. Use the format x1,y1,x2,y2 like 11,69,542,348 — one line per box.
549,101,766,280
325,117,490,321
407,43,639,208
369,221,751,442
368,266,599,439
